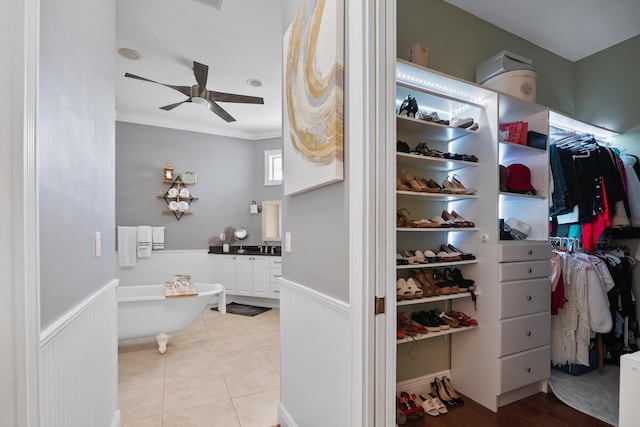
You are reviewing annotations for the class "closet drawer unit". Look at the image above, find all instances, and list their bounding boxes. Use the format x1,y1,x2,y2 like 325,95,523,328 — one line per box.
500,313,550,356
498,243,551,262
499,260,549,282
499,346,550,393
499,278,551,319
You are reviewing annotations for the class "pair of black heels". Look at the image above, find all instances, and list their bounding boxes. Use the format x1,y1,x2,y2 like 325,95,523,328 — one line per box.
398,95,419,118
431,376,464,406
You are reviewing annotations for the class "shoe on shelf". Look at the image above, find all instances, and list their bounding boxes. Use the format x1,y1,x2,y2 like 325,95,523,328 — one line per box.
415,394,440,417
450,174,477,194
444,267,476,291
431,378,457,406
447,243,476,260
396,140,411,153
442,177,466,194
396,208,415,228
412,218,441,228
451,117,474,129
431,307,460,327
419,393,448,414
396,278,413,300
398,95,415,117
469,122,479,131
450,210,475,227
399,392,425,418
446,311,479,327
412,310,441,332
442,376,464,405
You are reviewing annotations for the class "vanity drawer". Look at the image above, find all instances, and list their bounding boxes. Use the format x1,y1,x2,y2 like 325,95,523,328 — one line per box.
269,267,282,283
269,257,282,267
499,346,550,393
500,313,550,356
499,260,549,282
269,282,280,298
499,278,551,319
498,243,551,262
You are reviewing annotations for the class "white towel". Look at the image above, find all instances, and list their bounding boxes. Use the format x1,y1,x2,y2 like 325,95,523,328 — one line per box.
117,226,137,268
137,226,152,258
152,226,165,250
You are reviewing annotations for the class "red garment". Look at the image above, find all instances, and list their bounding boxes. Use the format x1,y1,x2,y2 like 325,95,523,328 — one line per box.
582,179,611,253
551,273,565,315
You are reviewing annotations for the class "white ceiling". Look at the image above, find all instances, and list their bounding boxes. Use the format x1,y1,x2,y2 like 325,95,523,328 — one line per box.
444,0,640,62
115,0,640,140
116,0,283,140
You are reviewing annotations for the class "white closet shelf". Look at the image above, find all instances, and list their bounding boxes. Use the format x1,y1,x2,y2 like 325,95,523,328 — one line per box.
397,325,478,344
396,227,479,232
396,152,479,172
396,260,479,270
499,192,546,200
397,190,479,202
397,291,477,306
397,115,477,143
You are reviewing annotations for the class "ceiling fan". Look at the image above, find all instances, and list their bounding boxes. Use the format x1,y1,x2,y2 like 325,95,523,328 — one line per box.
124,61,264,122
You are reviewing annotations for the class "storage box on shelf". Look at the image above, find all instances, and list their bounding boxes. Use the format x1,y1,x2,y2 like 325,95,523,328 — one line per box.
394,60,498,398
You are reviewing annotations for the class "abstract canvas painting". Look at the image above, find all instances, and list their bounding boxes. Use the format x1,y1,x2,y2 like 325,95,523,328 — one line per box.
283,0,344,196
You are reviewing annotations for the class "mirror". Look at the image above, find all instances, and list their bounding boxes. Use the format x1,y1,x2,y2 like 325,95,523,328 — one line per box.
262,200,281,241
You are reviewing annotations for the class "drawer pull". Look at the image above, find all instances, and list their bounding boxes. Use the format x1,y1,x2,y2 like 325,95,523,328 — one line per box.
527,367,531,372
528,250,533,255
526,331,532,336
274,274,282,278
274,290,280,293
273,261,282,264
526,295,532,301
527,268,532,273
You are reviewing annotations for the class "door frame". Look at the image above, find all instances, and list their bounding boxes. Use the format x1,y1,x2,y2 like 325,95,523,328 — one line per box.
4,0,41,424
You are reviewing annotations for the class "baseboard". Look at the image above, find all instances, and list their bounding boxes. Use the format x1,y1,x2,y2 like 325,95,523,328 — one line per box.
111,409,121,427
278,401,297,427
395,369,452,397
497,380,547,407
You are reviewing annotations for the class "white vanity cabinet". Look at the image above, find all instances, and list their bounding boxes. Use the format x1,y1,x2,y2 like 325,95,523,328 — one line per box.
212,254,238,294
212,254,280,299
236,256,269,297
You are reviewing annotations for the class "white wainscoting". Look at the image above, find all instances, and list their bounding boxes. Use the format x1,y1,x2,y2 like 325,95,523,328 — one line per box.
40,280,119,427
278,278,350,427
116,249,215,286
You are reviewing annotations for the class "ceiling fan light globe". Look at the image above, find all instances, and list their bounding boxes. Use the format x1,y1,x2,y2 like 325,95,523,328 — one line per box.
192,96,209,106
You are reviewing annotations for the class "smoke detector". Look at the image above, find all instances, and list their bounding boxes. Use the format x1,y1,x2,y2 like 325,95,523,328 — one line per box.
192,0,222,9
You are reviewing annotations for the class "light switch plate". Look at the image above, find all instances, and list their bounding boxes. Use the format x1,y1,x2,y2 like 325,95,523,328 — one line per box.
94,231,101,257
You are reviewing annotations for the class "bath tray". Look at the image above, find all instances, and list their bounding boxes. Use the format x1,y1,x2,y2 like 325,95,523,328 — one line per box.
165,281,198,298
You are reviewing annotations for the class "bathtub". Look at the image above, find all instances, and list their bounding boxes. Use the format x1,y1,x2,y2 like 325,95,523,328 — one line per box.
118,282,225,353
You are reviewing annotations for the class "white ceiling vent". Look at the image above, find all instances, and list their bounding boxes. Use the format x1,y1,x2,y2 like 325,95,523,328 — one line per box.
192,0,222,10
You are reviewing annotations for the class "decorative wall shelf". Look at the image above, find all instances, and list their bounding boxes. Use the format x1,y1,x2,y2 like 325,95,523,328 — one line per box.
158,176,198,220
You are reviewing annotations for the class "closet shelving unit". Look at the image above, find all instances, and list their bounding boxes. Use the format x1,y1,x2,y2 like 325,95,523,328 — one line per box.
393,60,557,415
394,59,498,405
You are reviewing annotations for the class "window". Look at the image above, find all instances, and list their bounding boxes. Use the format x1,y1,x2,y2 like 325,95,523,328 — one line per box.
264,149,282,186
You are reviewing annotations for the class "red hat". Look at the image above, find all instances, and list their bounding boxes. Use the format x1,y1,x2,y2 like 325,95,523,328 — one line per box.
506,163,537,195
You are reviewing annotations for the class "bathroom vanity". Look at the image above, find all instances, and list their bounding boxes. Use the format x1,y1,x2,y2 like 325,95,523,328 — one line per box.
209,247,281,299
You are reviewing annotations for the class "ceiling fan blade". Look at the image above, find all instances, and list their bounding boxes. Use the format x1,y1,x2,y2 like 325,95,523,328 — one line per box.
208,100,236,122
159,99,191,111
124,73,191,97
192,61,209,95
209,91,264,104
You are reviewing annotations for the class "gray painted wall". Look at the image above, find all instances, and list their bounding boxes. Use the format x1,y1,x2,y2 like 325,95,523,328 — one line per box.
38,0,116,328
397,0,576,117
115,122,282,250
575,35,640,134
280,0,349,303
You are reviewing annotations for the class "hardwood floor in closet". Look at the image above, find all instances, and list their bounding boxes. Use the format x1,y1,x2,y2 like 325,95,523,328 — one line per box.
402,392,612,426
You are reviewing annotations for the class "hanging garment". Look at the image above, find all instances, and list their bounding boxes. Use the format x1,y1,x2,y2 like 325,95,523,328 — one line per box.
621,154,640,226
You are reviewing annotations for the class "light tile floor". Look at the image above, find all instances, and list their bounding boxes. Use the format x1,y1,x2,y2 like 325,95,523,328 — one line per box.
118,307,280,427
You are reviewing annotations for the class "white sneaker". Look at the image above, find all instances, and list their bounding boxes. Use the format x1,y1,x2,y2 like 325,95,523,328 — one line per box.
451,117,474,128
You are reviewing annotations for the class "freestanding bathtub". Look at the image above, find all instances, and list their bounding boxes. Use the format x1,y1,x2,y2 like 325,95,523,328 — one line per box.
117,282,225,353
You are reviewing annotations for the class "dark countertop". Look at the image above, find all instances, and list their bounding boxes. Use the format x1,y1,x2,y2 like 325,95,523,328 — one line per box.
208,245,281,256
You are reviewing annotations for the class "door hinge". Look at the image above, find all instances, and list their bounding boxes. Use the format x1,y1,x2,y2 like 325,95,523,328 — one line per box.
375,296,385,315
